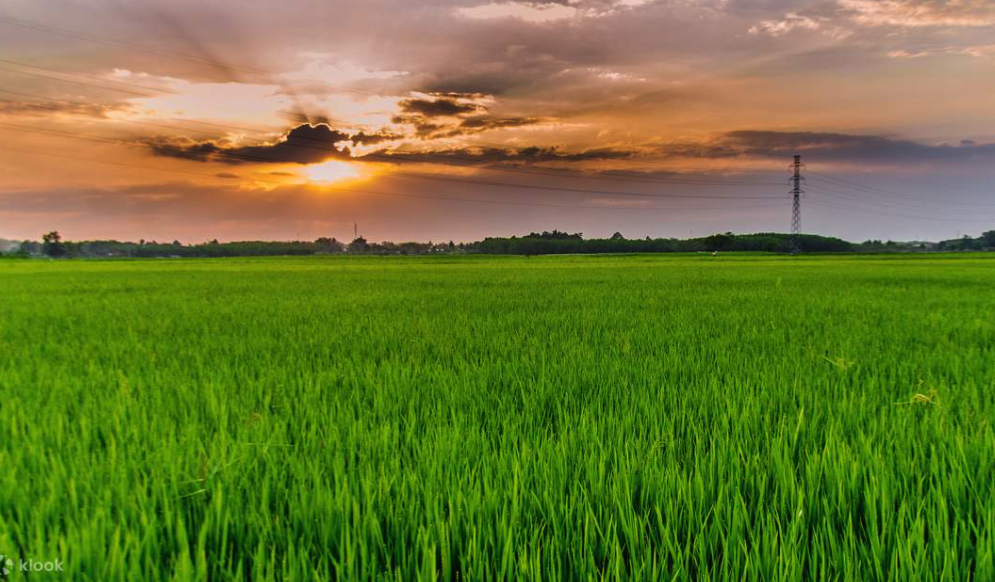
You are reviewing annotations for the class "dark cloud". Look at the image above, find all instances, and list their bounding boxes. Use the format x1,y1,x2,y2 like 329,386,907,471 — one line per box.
143,135,233,163
425,91,491,100
645,140,742,160
369,145,637,166
378,129,995,167
718,130,995,164
350,131,405,146
140,122,995,171
143,124,352,164
215,172,240,179
458,116,546,131
391,112,551,139
389,114,440,138
398,97,482,117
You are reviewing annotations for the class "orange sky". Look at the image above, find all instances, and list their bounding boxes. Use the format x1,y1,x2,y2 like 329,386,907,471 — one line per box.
1,0,994,243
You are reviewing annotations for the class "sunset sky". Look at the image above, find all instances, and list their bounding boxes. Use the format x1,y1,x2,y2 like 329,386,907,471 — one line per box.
1,0,994,243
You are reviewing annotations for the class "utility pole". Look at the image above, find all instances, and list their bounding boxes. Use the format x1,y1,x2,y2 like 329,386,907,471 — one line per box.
354,222,358,240
790,155,804,254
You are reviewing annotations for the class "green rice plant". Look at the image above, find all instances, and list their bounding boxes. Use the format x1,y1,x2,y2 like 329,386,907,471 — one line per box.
0,253,993,581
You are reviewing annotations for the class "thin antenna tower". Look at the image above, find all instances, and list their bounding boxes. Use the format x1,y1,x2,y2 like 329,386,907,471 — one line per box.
790,155,804,253
354,222,358,239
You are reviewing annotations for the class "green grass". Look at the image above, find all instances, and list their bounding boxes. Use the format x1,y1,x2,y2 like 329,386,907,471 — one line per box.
1,253,993,581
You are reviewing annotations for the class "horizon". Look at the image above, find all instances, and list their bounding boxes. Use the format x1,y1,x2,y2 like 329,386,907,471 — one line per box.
2,0,995,242
0,228,966,247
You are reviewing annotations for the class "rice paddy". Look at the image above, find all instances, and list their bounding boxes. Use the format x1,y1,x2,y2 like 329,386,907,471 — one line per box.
1,253,993,581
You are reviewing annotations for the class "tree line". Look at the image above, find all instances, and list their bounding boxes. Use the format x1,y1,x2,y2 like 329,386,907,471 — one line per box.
474,231,854,255
2,229,994,259
936,231,995,251
1,232,459,259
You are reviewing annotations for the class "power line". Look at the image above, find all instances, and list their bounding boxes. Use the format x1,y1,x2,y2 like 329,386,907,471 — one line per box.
4,108,988,225
0,145,784,213
0,14,790,184
805,198,995,223
806,186,991,216
4,14,990,228
0,64,159,98
0,88,294,136
0,14,271,77
5,135,983,226
0,65,782,188
4,88,991,224
0,14,394,101
0,76,783,188
5,99,990,223
807,171,994,207
0,57,172,95
0,121,786,201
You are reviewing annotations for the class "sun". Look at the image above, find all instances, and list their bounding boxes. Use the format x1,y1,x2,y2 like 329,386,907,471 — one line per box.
304,160,361,184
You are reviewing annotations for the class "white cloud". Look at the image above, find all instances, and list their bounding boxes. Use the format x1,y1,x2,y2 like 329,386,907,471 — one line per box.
748,12,822,36
458,2,578,22
457,0,654,22
887,49,930,58
840,0,995,28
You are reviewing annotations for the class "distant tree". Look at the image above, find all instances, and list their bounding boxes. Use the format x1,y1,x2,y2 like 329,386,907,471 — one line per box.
526,230,583,241
981,230,995,249
704,232,734,251
42,231,66,257
611,232,625,240
314,237,343,252
348,236,368,253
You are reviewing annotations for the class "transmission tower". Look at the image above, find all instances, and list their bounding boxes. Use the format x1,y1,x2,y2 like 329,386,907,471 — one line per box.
790,155,804,253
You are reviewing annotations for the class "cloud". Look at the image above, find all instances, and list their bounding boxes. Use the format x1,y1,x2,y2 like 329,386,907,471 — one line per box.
716,130,995,164
389,93,552,138
142,136,234,163
143,124,352,164
140,122,995,171
840,0,995,27
457,116,547,131
457,0,654,22
749,12,822,36
390,113,551,139
350,131,406,146
458,2,578,23
369,144,638,166
392,130,995,167
0,99,131,119
398,97,482,117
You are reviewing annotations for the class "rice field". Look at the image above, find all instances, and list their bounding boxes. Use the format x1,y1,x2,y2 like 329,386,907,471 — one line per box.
1,253,993,581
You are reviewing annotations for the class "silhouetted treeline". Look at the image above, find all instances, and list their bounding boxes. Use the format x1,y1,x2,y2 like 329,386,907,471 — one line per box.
5,229,995,259
11,238,342,258
3,235,459,258
473,231,853,255
936,231,995,251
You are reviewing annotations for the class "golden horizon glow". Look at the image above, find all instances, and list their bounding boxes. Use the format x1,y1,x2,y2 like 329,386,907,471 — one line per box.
303,160,362,184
